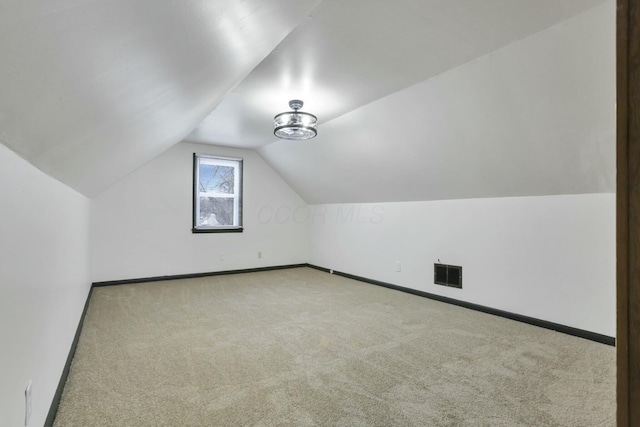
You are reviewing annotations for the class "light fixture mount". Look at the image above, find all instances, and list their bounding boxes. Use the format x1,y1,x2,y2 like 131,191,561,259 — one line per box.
274,99,317,140
288,99,304,110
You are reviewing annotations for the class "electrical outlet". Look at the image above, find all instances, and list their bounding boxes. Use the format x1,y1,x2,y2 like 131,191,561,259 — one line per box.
395,261,401,272
258,251,262,259
25,380,32,426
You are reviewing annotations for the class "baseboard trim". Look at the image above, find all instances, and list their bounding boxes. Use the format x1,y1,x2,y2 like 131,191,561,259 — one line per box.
92,264,309,287
45,286,94,426
307,264,615,347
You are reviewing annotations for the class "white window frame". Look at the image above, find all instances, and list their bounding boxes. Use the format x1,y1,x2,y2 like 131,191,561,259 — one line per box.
193,154,243,233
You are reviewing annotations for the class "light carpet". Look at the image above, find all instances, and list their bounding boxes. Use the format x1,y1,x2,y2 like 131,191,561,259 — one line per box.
53,267,615,426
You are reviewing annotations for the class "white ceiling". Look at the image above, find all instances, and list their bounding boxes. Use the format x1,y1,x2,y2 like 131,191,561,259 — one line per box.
0,0,319,196
0,0,614,202
260,1,615,203
187,0,607,149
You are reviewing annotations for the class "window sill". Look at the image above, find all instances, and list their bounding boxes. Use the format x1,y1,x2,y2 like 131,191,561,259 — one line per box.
192,227,244,234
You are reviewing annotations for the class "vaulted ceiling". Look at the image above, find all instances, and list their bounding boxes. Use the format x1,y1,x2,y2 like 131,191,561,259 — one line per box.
0,0,614,202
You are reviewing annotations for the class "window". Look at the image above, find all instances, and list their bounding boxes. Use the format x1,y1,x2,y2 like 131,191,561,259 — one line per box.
193,154,243,233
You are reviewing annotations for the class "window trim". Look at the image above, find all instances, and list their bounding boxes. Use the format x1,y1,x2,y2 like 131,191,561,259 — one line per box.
192,153,244,233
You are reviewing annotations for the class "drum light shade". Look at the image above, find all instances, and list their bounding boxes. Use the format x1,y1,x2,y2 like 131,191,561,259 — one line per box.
274,100,317,140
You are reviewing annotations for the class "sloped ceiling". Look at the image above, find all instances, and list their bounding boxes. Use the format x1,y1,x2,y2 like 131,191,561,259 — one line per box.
0,0,319,197
0,0,614,202
259,1,615,203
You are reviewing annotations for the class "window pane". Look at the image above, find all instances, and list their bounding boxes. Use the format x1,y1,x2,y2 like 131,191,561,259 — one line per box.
199,197,234,226
193,154,243,232
199,164,235,194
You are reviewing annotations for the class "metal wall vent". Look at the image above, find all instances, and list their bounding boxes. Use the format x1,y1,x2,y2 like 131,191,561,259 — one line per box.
434,264,462,289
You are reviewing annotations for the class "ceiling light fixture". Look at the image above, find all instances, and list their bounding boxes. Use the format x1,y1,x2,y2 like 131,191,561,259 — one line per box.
274,99,317,140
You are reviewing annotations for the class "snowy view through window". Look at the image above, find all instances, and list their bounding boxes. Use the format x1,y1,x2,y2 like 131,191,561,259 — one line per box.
193,155,242,231
199,164,234,225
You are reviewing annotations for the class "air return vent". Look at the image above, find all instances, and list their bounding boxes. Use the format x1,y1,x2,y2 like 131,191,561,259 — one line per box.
434,264,462,289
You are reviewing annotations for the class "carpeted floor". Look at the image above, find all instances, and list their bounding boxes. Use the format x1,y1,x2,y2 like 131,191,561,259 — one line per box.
53,267,615,426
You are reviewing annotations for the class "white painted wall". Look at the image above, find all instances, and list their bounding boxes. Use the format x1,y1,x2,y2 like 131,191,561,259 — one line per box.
91,142,309,283
0,144,91,427
309,194,615,337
